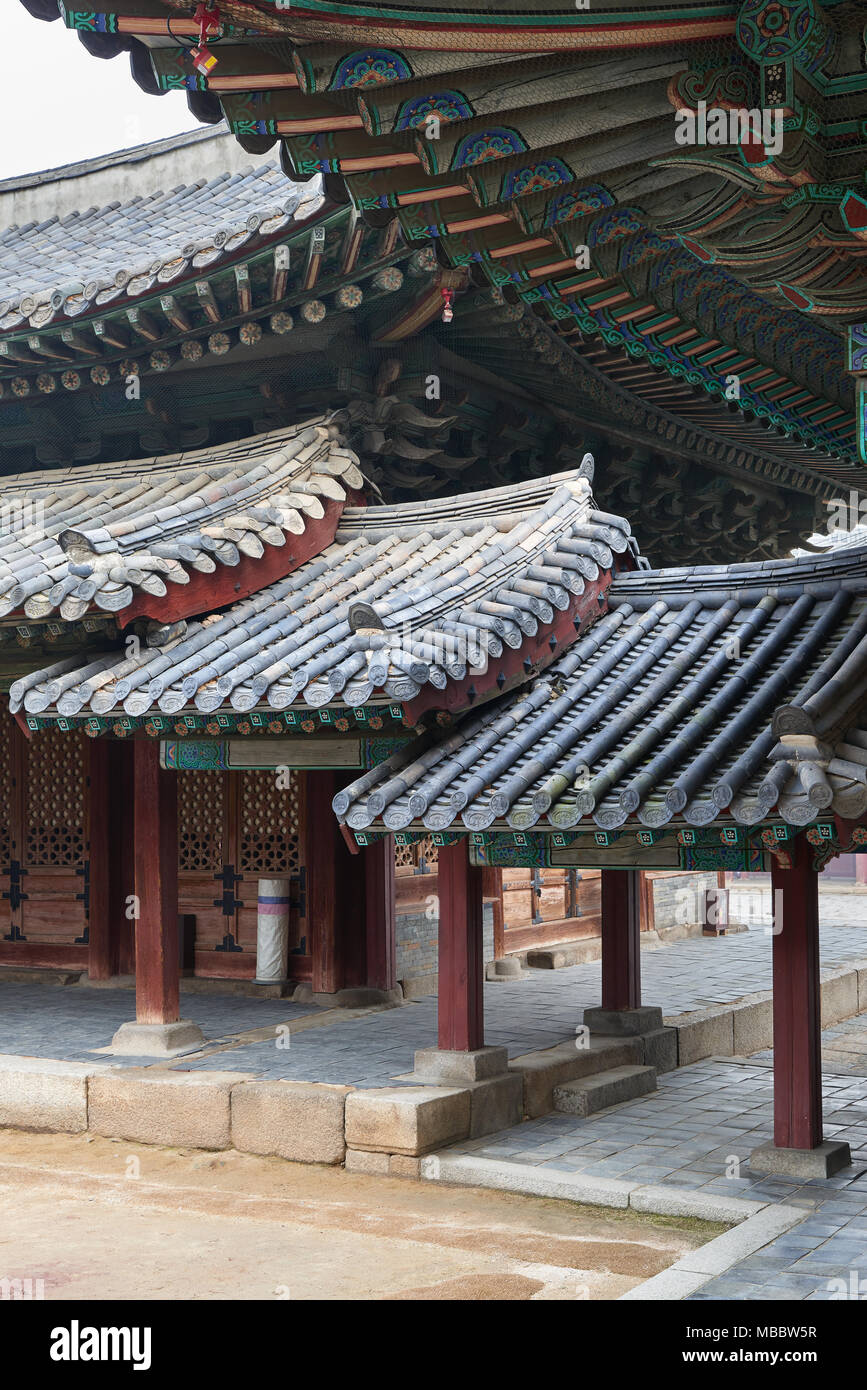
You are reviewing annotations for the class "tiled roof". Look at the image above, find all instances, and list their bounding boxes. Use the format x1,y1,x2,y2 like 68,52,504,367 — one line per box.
0,418,363,621
334,547,867,834
0,159,323,330
9,464,640,718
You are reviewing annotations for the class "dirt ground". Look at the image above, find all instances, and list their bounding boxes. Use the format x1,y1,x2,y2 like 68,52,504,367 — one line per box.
0,1129,723,1300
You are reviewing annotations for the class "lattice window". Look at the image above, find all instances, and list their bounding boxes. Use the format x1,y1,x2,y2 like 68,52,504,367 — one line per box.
394,836,438,874
395,840,415,870
177,771,225,872
0,712,14,867
26,728,85,866
239,770,299,875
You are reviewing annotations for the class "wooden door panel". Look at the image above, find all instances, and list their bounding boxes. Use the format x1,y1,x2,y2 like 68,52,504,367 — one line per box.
502,866,601,938
18,726,88,946
178,767,308,977
236,769,308,974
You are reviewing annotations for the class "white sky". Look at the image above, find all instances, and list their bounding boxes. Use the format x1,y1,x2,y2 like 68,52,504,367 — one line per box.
0,7,200,179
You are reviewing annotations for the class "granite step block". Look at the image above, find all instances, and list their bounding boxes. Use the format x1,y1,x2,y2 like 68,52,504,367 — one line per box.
553,1064,658,1117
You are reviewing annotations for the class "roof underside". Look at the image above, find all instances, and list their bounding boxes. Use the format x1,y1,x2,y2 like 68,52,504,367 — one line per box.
11,2,867,487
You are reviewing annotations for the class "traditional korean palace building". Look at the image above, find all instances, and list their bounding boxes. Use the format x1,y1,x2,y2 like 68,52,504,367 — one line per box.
4,0,867,1175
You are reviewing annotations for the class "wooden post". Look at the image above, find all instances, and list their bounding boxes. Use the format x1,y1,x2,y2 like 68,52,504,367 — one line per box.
114,741,136,976
365,834,396,993
306,770,341,994
437,839,484,1051
482,864,505,959
305,774,398,996
133,739,180,1025
87,740,135,979
771,838,823,1150
638,870,655,934
600,868,641,1011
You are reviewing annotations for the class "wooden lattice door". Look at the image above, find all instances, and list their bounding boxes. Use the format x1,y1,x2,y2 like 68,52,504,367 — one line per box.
2,724,89,950
177,768,308,978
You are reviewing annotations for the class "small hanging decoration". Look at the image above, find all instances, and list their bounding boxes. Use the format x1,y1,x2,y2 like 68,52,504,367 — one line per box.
440,287,455,323
190,3,221,76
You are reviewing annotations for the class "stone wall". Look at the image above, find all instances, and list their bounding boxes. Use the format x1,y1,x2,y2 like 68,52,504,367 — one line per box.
396,902,494,996
651,872,724,930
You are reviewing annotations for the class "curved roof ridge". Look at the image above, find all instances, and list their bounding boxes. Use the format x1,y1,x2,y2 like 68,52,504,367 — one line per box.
8,440,635,723
0,417,364,627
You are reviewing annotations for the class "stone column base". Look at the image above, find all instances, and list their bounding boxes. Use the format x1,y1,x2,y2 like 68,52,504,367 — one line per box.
583,1006,663,1037
485,957,530,982
749,1139,852,1179
292,985,403,1009
412,1045,509,1084
407,1046,522,1138
250,978,293,998
107,1020,205,1058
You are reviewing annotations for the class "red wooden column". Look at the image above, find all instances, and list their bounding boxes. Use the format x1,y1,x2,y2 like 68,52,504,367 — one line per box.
437,839,484,1051
305,774,397,997
113,742,136,976
771,837,822,1150
87,739,135,980
365,834,396,993
600,868,642,1011
133,738,180,1025
306,770,342,994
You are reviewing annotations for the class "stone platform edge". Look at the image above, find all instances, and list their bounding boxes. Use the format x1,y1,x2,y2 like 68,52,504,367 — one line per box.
418,1152,806,1300
0,1057,521,1169
0,955,864,1172
663,956,867,1066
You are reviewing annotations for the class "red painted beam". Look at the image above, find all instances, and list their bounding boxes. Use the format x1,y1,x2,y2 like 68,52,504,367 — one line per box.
771,835,823,1150
600,868,641,1011
437,839,484,1051
133,738,180,1025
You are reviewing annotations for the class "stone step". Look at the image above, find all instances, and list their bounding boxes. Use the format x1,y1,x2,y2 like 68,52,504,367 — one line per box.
553,1064,657,1117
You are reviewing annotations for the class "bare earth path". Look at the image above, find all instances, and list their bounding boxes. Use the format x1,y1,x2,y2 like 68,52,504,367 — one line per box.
0,1130,721,1301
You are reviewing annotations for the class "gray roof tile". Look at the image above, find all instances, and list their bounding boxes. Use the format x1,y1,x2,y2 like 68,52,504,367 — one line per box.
334,552,867,834
0,418,363,621
10,462,630,720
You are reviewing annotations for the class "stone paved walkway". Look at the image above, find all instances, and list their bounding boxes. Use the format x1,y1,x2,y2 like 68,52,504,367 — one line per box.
3,889,867,1297
2,890,867,1085
446,1012,867,1301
